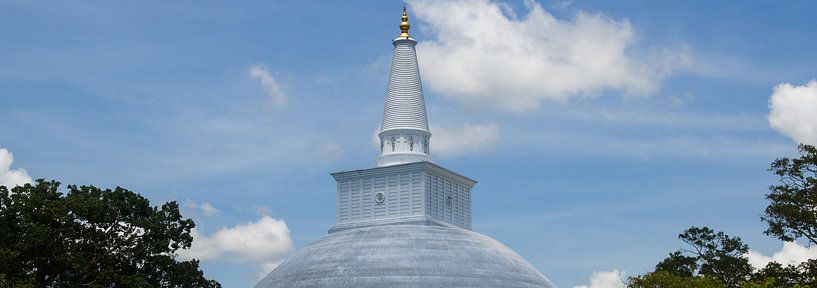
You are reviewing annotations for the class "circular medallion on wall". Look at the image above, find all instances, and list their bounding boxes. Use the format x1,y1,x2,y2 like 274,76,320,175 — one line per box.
375,192,385,203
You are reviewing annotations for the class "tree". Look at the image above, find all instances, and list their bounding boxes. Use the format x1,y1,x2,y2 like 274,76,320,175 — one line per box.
655,251,698,277
629,271,724,288
652,227,752,288
763,144,817,245
633,144,817,288
0,179,220,287
745,259,817,288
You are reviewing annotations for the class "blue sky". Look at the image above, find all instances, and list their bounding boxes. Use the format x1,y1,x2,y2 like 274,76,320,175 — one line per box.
2,1,817,287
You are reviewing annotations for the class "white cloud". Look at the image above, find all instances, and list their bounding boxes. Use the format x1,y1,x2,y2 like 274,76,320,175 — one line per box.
768,79,817,145
411,0,686,111
372,125,382,147
184,201,221,216
257,260,284,281
574,270,626,288
745,242,817,269
248,63,287,109
431,122,499,156
178,215,293,275
198,203,220,216
0,148,32,188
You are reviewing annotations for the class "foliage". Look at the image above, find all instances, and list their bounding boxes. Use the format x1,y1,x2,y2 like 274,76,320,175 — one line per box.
655,251,697,277
0,179,220,287
740,277,809,288
629,262,817,288
635,227,817,288
743,259,817,288
629,144,817,288
653,227,752,288
763,144,817,245
628,271,724,288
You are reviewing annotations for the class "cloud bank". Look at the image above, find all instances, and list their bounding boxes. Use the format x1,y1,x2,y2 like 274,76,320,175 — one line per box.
432,122,499,156
249,63,288,109
0,148,32,188
184,201,221,216
412,0,685,111
745,242,817,269
768,79,817,145
574,269,626,288
178,215,293,276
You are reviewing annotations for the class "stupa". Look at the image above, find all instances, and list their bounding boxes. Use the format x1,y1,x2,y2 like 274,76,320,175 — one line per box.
256,7,557,288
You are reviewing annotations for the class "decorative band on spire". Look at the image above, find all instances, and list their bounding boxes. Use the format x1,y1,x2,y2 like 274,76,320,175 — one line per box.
399,5,411,39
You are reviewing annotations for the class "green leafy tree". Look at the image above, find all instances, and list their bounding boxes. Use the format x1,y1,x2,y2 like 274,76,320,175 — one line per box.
655,251,698,277
633,144,817,288
653,227,752,288
763,144,817,245
0,180,220,287
628,271,724,288
744,259,817,288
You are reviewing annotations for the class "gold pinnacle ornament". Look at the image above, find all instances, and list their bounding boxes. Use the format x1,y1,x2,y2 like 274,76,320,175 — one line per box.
399,5,411,38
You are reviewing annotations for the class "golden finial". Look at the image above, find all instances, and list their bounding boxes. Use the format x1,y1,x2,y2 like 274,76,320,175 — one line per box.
399,4,411,38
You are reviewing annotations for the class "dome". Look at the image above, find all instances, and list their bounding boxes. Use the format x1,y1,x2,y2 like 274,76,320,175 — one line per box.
256,223,557,288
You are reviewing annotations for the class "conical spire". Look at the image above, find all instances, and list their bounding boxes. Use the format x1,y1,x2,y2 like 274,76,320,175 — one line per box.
377,6,432,167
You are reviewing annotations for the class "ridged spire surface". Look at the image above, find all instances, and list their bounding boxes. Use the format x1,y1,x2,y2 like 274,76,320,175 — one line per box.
380,39,429,132
376,7,432,167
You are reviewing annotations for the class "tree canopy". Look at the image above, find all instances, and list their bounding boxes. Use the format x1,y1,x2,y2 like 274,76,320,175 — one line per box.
763,144,817,245
629,144,817,288
629,271,724,288
749,259,817,288
0,180,220,287
653,227,752,287
634,227,816,288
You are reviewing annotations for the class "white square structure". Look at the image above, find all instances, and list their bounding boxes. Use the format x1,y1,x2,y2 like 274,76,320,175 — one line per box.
330,161,476,232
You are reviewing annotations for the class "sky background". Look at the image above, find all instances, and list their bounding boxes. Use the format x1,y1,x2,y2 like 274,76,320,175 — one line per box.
2,1,817,287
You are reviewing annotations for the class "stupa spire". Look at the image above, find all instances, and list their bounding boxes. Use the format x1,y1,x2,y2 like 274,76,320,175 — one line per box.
377,6,432,167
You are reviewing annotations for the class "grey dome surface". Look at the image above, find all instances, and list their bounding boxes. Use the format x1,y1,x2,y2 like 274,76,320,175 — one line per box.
256,223,556,288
